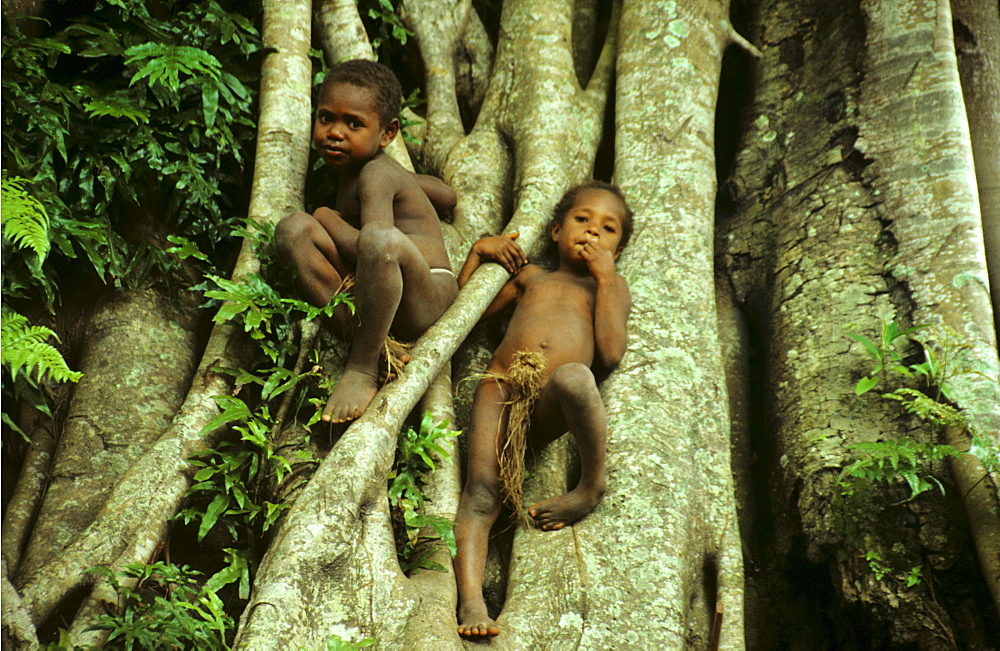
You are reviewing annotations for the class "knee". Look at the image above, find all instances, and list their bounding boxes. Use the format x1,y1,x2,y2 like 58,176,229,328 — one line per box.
549,363,598,404
459,479,502,518
357,222,405,263
275,212,317,253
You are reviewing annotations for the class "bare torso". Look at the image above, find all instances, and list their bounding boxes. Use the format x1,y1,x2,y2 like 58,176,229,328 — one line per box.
336,152,452,270
489,265,599,376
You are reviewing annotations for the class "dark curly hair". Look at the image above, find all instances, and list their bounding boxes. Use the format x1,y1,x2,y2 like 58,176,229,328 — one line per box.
319,59,402,127
550,180,634,250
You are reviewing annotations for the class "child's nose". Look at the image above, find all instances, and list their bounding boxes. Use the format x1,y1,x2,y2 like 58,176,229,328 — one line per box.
326,122,345,140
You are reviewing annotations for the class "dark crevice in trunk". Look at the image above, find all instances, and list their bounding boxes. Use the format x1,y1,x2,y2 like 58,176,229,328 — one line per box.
714,0,757,222
593,76,616,184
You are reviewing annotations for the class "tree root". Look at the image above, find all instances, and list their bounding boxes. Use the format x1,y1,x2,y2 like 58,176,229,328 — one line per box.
945,426,1000,614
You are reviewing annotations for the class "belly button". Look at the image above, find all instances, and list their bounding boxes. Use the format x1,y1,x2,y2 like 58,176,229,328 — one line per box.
539,342,549,349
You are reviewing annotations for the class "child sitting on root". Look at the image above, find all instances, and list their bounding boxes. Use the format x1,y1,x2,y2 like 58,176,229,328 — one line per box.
275,59,458,424
453,181,633,639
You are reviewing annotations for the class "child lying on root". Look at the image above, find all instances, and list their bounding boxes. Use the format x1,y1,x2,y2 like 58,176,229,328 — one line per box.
452,181,633,639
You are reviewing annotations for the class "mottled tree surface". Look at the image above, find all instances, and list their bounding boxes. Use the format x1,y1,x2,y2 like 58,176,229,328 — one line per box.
2,0,998,649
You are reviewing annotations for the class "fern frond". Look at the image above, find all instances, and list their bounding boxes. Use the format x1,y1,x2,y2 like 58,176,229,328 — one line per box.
1,176,51,259
83,96,150,124
124,43,221,92
1,312,82,384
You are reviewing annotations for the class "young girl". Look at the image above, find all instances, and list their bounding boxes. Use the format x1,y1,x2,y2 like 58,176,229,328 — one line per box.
453,181,633,639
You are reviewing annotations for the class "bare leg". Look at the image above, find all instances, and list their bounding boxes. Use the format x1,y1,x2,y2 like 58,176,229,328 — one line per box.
323,222,456,422
527,363,608,531
454,380,507,639
275,211,349,308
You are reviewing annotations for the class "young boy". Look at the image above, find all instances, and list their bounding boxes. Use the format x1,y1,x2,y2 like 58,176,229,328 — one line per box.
453,181,633,639
276,59,458,424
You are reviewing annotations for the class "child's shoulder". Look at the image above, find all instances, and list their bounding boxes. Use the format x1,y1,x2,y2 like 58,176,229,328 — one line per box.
359,152,416,187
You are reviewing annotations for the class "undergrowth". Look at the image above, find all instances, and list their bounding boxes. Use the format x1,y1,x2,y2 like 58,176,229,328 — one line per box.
389,412,459,573
839,317,999,586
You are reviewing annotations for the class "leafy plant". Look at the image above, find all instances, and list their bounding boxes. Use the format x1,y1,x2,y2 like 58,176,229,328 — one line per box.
388,412,459,573
1,310,82,438
848,320,928,395
2,0,261,293
359,0,413,62
841,437,959,499
322,634,376,650
86,562,232,650
844,318,999,587
175,398,295,594
200,272,352,366
848,320,998,475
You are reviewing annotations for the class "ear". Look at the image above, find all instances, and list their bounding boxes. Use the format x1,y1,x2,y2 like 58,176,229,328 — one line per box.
380,118,400,148
551,222,561,241
613,245,623,260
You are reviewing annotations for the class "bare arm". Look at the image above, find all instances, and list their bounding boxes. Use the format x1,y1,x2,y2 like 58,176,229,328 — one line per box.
458,233,530,319
581,243,631,372
592,273,631,371
457,232,527,287
313,206,360,263
415,173,457,213
357,159,402,227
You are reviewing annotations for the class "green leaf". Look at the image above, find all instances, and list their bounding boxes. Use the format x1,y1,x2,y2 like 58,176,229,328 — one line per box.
204,548,250,598
198,492,231,542
83,97,150,124
1,311,82,384
855,376,879,395
124,43,222,93
166,234,210,262
848,332,881,361
198,395,254,436
2,177,50,259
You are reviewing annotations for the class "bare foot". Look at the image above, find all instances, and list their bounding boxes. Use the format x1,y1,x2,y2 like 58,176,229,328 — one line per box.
528,485,606,531
457,604,500,639
323,368,380,423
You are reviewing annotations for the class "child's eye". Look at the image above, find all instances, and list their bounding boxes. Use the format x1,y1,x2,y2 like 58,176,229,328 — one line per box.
348,119,363,129
574,215,587,222
604,225,616,233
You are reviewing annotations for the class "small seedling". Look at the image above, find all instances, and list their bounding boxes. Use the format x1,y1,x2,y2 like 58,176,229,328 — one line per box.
388,412,460,573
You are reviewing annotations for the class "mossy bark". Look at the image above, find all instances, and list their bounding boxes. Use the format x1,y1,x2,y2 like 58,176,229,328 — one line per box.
721,0,999,645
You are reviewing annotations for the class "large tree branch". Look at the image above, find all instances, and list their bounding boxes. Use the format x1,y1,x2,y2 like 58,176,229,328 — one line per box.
402,0,472,162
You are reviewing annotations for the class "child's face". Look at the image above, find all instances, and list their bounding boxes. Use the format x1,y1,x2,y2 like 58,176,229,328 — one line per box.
313,82,398,169
551,189,626,265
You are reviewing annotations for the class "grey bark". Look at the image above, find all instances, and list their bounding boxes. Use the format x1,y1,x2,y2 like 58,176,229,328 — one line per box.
952,0,1000,340
15,289,201,582
596,1,744,648
2,403,59,573
858,0,1000,612
721,0,999,644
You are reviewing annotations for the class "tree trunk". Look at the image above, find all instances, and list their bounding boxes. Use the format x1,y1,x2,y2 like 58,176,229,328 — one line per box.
721,0,999,646
952,0,1000,341
5,0,999,647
